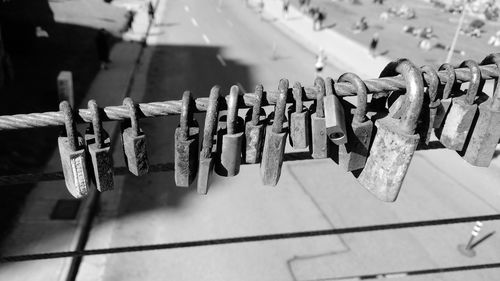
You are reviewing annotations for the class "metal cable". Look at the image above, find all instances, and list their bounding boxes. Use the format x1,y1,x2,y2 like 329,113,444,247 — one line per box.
0,64,497,131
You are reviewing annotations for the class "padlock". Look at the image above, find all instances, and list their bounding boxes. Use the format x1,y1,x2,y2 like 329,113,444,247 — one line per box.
433,63,456,128
437,60,481,151
419,65,439,145
288,81,309,149
462,53,500,166
260,78,288,186
309,77,328,159
121,97,149,176
58,101,91,198
85,100,114,192
215,85,244,176
324,77,348,145
244,84,266,163
358,59,424,202
197,86,220,194
336,72,374,172
174,91,200,187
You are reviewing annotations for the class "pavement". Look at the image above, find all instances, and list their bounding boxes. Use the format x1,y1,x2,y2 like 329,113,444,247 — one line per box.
1,0,500,280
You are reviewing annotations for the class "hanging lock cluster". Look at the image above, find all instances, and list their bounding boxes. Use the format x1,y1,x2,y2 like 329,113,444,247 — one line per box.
54,54,500,202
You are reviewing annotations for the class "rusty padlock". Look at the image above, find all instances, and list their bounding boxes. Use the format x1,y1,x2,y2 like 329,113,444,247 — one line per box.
58,101,91,198
85,100,114,192
419,65,439,145
197,86,220,194
215,85,244,176
309,77,328,159
121,97,149,176
462,53,500,166
336,73,374,172
438,60,482,151
324,77,348,145
288,81,310,149
358,59,424,202
260,78,289,186
174,91,200,187
433,63,456,129
244,84,266,163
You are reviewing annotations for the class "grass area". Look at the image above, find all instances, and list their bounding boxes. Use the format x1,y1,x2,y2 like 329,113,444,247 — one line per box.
291,0,500,67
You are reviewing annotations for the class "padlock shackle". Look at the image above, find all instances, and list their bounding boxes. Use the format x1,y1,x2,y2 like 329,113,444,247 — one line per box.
251,85,263,126
60,101,78,151
88,99,104,149
421,65,439,104
179,91,192,140
272,79,289,133
480,53,500,110
459,60,482,105
338,72,368,123
293,82,303,113
123,97,140,137
227,85,239,135
381,59,424,134
438,63,456,100
314,77,325,118
201,86,220,158
325,77,335,97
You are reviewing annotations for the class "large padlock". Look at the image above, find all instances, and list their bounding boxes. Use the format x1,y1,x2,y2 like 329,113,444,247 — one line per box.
288,81,310,149
310,77,328,159
121,97,149,176
58,101,91,198
215,85,244,176
260,78,289,186
174,91,200,187
437,60,482,151
433,63,456,128
324,77,348,145
419,65,439,145
244,84,266,163
197,86,220,194
336,72,374,172
358,59,424,202
462,53,500,166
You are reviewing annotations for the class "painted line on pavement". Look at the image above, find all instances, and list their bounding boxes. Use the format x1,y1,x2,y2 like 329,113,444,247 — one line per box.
184,5,189,12
226,19,233,27
202,34,210,44
216,54,226,67
191,17,199,27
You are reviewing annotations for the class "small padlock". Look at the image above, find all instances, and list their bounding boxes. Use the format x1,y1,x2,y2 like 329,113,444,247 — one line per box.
309,77,328,159
174,91,200,187
288,81,310,149
58,101,91,198
197,86,220,194
244,84,266,163
437,60,482,151
121,97,149,176
324,77,348,145
215,85,244,176
85,100,114,192
462,53,500,166
336,72,374,172
433,63,456,128
358,59,424,202
260,78,289,186
419,65,439,145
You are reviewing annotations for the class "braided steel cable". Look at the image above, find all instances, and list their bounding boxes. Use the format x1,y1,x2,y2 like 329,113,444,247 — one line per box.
0,64,497,131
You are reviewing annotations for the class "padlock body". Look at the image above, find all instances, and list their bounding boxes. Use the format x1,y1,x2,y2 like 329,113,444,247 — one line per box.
338,119,373,172
88,142,114,192
462,101,500,167
260,127,287,186
433,98,451,128
174,127,199,187
215,130,243,177
438,97,478,151
310,112,328,159
358,117,419,202
324,95,347,145
289,110,309,149
122,128,149,176
197,156,214,195
58,136,91,198
244,122,265,164
423,105,438,145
